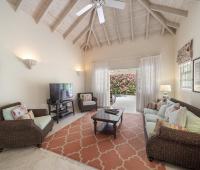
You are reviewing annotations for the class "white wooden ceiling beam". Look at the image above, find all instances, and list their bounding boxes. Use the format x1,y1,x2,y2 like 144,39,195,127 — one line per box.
51,0,78,32
15,0,23,11
156,12,179,29
166,20,180,29
161,27,165,35
81,43,88,50
137,0,175,35
92,29,101,48
73,25,90,44
150,3,188,17
33,0,53,24
102,24,111,46
81,43,91,50
113,9,122,44
85,9,96,51
63,8,91,39
145,12,150,39
80,43,86,49
129,0,135,40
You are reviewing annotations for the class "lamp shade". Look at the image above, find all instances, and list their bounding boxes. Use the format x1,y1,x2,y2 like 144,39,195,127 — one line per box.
160,85,171,92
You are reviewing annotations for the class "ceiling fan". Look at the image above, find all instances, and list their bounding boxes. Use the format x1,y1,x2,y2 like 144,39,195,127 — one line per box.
76,0,126,24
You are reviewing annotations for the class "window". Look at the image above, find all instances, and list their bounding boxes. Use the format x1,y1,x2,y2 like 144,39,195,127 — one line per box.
180,61,192,89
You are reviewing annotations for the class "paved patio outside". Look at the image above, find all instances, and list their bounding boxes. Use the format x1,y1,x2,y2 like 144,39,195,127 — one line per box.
112,95,137,113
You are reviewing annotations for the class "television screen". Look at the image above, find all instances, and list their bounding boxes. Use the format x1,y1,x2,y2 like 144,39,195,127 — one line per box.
50,83,73,102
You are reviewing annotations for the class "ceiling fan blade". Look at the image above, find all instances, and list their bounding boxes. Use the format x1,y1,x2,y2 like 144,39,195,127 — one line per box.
105,0,126,10
76,4,94,16
97,6,105,24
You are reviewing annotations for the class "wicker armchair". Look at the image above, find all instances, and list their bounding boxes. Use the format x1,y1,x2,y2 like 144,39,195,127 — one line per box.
0,102,54,152
145,98,200,170
77,92,97,112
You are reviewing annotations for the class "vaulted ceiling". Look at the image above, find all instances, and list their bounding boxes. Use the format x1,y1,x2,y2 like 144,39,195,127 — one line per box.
7,0,191,51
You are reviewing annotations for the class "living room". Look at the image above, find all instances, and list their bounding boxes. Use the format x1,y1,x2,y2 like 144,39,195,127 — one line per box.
0,0,200,170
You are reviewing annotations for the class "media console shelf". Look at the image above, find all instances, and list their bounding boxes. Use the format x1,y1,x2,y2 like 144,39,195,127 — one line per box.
47,99,75,123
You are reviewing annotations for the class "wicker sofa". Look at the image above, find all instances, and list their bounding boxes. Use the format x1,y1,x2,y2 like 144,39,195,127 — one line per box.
0,102,54,152
144,98,200,169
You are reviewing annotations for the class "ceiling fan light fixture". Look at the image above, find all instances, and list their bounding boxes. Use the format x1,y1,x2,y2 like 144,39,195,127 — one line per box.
93,0,104,7
76,4,93,16
77,0,126,24
97,7,105,24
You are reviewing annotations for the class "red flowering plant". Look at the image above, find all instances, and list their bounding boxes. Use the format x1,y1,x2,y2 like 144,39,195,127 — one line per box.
110,73,136,95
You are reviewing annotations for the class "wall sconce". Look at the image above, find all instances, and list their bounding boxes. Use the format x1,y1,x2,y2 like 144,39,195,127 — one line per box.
23,59,37,69
75,67,83,75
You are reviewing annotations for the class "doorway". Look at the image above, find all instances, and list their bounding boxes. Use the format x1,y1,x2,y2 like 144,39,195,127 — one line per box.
109,68,137,113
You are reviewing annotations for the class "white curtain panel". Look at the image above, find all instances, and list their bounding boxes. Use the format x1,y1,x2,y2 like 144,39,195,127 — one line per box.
91,62,110,107
136,55,161,112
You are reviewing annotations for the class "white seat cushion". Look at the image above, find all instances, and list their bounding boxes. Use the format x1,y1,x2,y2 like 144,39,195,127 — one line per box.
144,108,158,115
34,115,51,130
146,122,156,138
83,101,96,106
145,114,163,123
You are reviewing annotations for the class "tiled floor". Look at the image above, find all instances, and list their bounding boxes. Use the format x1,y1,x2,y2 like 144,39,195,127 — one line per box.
0,112,186,170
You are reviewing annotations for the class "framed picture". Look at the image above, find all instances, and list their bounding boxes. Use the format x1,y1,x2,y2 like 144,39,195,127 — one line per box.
193,57,200,93
177,40,193,64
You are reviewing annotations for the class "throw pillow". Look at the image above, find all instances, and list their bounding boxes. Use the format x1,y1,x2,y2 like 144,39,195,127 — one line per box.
84,94,92,101
154,119,166,135
176,107,187,127
166,99,175,107
156,99,167,111
156,101,163,111
168,110,177,124
168,124,187,131
12,105,28,120
80,94,92,101
165,103,180,120
19,110,34,120
2,106,17,120
168,107,187,127
147,102,157,110
80,94,84,100
186,111,200,134
154,119,187,136
157,104,167,118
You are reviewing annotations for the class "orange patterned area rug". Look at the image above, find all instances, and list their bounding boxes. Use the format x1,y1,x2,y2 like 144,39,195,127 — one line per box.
42,112,165,170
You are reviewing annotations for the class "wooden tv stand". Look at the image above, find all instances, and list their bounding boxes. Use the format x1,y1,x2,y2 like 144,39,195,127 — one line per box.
47,99,75,123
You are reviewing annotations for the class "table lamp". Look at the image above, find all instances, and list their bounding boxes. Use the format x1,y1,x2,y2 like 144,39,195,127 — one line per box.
160,85,171,99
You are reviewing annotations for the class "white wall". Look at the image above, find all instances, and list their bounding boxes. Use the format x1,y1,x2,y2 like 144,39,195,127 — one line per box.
0,1,84,109
85,35,175,96
174,1,200,108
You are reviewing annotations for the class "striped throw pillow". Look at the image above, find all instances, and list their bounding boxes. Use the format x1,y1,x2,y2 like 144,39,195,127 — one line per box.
19,110,34,120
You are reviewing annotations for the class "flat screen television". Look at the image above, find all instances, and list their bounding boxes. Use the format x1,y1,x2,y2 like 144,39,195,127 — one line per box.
49,83,73,102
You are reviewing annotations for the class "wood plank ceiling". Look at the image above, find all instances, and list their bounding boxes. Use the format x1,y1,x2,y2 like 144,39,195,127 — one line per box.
7,0,191,51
